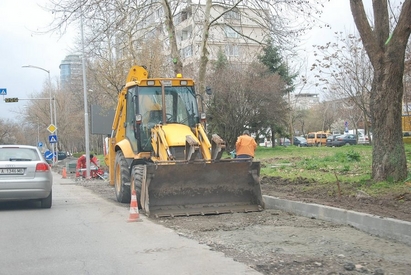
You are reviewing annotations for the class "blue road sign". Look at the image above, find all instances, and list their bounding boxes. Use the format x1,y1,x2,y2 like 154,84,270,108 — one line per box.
44,150,53,160
38,142,43,147
49,135,58,143
0,88,6,95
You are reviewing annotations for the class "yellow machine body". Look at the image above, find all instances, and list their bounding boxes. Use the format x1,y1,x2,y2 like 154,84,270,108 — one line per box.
104,66,264,217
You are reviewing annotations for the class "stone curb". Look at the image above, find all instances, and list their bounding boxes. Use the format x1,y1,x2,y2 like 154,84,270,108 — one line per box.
263,195,411,246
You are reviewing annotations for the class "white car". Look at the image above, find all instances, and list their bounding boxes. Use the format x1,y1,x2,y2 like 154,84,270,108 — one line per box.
358,132,372,145
0,145,53,208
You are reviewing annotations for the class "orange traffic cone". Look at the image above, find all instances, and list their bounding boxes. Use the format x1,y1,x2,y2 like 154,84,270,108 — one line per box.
62,167,67,179
127,190,142,222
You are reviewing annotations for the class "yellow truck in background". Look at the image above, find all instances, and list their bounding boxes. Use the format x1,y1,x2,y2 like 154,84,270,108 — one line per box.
402,115,411,144
306,131,330,146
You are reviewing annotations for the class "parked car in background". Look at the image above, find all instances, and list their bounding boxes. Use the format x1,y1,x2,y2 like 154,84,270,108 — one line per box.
58,151,67,160
306,131,330,146
326,134,340,147
278,138,291,147
332,134,358,147
357,132,371,145
0,145,53,208
258,137,273,147
293,136,308,147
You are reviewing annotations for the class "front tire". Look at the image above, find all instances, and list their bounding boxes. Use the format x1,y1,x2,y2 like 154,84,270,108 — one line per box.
131,165,144,209
114,151,131,203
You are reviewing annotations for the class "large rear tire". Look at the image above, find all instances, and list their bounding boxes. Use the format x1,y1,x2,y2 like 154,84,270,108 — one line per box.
114,151,131,203
131,165,144,208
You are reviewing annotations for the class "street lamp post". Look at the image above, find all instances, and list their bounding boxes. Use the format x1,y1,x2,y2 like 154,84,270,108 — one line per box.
81,4,91,179
22,65,56,165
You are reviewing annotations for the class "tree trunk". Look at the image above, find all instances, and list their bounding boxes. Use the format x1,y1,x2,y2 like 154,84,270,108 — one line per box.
350,0,411,182
162,0,183,75
198,0,212,98
371,56,407,181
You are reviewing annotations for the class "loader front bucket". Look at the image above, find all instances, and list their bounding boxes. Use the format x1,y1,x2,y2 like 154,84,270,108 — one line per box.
140,160,264,217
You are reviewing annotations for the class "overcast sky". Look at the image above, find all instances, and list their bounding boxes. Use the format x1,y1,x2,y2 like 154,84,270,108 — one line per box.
0,0,359,122
0,0,76,122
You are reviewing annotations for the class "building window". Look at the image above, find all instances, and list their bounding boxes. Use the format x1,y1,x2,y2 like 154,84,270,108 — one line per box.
182,45,193,58
181,26,192,41
225,26,239,38
225,44,239,56
224,10,240,20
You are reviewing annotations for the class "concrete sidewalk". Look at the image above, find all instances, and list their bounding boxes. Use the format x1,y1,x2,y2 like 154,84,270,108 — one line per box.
47,171,262,275
264,195,411,246
53,169,411,246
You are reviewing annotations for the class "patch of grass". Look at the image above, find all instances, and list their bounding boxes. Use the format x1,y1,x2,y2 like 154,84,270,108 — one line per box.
255,144,410,196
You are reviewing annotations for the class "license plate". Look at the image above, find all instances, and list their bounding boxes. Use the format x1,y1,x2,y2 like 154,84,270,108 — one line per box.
0,168,25,175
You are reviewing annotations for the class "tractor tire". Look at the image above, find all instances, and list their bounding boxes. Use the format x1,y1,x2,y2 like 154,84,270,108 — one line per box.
131,165,144,209
114,150,131,203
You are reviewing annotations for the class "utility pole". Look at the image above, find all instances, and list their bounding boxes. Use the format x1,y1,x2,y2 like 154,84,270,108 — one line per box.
22,65,57,165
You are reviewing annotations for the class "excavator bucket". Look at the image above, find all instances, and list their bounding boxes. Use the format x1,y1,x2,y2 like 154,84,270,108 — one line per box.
140,160,264,218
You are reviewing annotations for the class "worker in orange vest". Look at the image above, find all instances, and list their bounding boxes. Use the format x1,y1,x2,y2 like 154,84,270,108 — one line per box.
235,130,257,159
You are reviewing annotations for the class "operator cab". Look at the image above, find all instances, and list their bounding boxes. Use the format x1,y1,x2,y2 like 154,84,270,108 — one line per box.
128,85,201,152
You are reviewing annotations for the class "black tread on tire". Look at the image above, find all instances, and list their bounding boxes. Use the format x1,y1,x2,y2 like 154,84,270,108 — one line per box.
114,151,131,203
131,165,144,208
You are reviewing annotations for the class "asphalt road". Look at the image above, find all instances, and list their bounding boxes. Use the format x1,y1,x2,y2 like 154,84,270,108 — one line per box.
0,171,261,275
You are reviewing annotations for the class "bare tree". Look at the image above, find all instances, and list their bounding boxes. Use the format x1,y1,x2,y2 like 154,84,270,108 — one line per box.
302,101,337,134
350,0,411,182
190,0,328,97
46,0,327,91
206,61,285,151
312,32,373,140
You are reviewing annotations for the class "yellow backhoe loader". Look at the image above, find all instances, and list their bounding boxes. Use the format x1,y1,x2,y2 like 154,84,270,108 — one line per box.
104,66,264,217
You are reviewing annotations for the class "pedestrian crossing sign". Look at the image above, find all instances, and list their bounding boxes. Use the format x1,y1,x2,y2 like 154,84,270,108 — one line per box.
49,135,58,143
0,88,6,95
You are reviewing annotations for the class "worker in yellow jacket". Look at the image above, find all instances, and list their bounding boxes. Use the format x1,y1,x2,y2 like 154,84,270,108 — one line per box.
235,130,257,159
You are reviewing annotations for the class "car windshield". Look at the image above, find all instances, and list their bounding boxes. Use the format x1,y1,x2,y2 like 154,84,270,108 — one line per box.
0,147,40,161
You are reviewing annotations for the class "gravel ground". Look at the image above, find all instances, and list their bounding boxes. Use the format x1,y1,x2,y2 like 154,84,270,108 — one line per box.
56,161,411,275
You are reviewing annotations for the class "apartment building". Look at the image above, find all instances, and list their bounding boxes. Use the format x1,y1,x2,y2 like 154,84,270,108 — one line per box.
175,3,269,67
292,93,320,110
135,2,270,73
